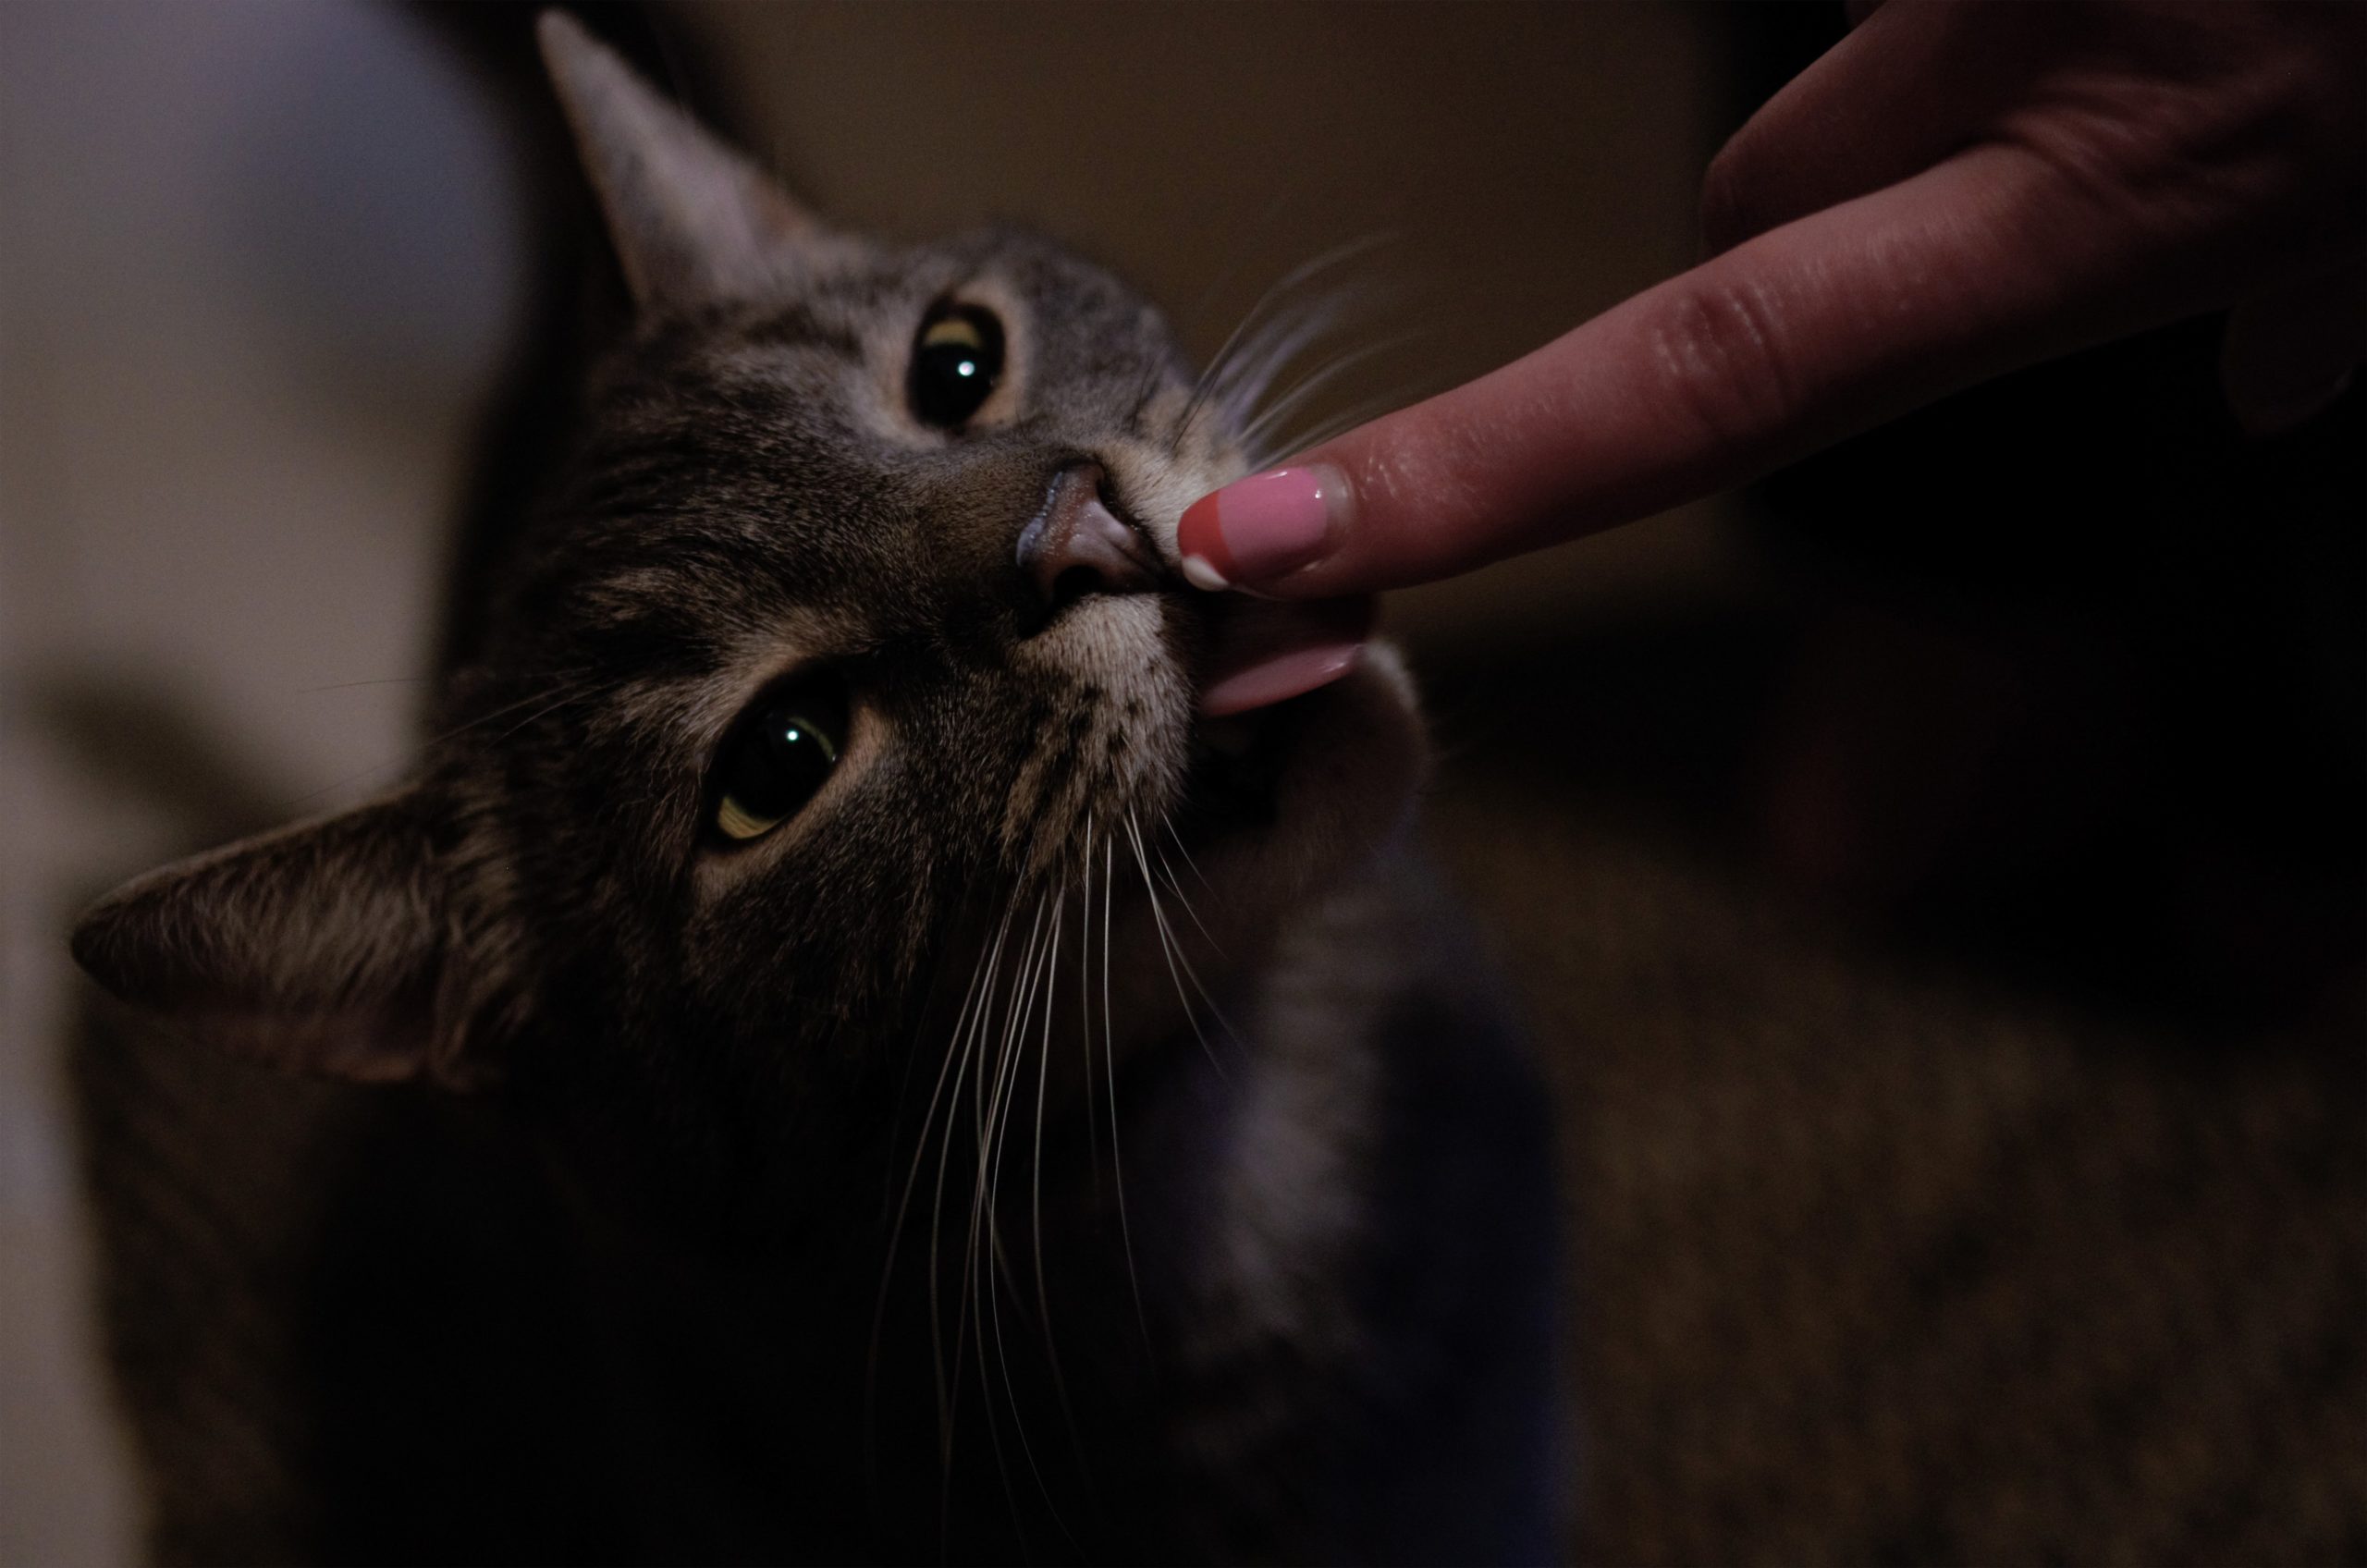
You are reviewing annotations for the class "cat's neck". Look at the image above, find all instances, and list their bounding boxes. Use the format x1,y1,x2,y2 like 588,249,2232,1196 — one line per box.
538,849,1447,1553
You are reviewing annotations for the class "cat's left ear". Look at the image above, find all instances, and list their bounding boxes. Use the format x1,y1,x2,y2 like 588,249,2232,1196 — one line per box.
537,9,824,309
69,788,488,1088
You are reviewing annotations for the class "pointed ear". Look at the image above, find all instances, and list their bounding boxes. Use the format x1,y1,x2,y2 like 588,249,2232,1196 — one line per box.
537,9,820,308
70,790,481,1088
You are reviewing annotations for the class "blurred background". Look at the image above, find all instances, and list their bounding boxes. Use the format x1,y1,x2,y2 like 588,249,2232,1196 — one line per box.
1,3,2357,1562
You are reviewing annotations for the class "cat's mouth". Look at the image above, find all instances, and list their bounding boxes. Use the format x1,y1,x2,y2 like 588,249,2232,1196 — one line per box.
1164,639,1425,874
1164,593,1398,846
974,600,1422,1084
1011,583,1421,922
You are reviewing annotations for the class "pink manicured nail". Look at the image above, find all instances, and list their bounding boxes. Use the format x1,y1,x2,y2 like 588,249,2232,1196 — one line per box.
1196,594,1372,715
1199,640,1363,716
1177,465,1345,590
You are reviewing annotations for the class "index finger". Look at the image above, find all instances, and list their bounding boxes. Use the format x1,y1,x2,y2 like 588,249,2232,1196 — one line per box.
1178,141,2213,599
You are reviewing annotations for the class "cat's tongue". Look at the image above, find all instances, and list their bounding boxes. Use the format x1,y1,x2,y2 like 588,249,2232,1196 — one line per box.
1197,595,1373,717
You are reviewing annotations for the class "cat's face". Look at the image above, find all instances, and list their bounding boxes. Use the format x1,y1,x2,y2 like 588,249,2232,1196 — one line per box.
70,17,1421,1236
454,217,1422,1222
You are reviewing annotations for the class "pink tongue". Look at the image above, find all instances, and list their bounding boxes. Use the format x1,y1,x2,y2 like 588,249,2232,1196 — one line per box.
1197,596,1374,717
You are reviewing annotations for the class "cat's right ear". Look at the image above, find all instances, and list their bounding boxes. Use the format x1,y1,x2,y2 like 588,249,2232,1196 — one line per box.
69,789,486,1089
536,9,821,309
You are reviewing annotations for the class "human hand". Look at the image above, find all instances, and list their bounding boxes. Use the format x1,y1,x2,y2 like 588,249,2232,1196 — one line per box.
1180,0,2364,617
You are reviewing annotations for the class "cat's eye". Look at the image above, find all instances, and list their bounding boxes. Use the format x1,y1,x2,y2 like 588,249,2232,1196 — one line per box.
908,302,1004,429
710,680,847,844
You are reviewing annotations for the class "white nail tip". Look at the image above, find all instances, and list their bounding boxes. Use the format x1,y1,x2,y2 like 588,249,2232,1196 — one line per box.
1181,555,1230,592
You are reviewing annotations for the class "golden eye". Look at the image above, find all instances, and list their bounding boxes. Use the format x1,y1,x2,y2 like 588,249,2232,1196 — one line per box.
909,302,1004,429
710,681,845,844
921,315,984,353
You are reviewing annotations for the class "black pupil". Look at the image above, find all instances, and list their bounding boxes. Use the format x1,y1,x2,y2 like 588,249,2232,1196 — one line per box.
718,700,839,830
909,306,1004,429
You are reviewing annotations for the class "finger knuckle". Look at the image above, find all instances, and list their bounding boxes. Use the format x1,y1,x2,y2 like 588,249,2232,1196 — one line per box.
1648,274,1806,453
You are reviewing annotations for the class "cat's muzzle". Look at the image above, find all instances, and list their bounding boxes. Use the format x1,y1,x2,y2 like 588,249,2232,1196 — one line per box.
1014,462,1172,628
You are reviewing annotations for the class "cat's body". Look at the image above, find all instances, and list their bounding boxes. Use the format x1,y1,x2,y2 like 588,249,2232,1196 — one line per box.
78,844,1556,1564
563,853,1556,1564
70,16,1560,1562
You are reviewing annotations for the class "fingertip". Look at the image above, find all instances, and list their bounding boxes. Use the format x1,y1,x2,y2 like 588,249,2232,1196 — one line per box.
1175,465,1345,589
1177,490,1235,589
1181,553,1231,592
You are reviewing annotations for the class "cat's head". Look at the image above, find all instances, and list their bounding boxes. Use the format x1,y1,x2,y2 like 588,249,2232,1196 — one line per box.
70,14,1422,1231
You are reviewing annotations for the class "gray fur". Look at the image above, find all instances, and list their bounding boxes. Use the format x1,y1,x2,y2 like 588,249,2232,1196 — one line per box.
70,16,1560,1561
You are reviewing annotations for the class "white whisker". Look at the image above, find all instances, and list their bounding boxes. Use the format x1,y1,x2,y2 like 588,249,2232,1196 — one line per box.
983,895,1072,1547
1150,839,1250,1059
1078,822,1100,1194
1030,899,1064,1360
965,897,1049,1403
930,896,1019,1474
1148,836,1221,954
1102,835,1147,1341
1212,300,1350,433
869,887,1003,1469
1127,810,1229,1084
1160,816,1216,899
963,894,1049,1546
1236,331,1427,470
1172,231,1399,457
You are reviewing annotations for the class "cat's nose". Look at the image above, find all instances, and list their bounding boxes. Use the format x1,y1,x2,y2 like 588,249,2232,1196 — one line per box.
1015,462,1164,617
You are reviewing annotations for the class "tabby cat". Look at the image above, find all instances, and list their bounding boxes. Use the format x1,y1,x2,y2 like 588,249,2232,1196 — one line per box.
68,15,1560,1561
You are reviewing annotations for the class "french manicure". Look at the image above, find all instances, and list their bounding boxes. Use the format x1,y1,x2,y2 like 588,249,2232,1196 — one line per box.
1177,464,1348,590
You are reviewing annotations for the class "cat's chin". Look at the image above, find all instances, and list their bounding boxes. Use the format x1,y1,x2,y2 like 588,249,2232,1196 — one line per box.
980,635,1417,1096
1047,642,1423,1079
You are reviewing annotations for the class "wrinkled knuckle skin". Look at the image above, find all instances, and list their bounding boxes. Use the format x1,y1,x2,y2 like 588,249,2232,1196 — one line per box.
1650,274,1805,456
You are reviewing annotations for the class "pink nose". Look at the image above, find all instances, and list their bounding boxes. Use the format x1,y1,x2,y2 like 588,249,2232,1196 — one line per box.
1015,463,1165,612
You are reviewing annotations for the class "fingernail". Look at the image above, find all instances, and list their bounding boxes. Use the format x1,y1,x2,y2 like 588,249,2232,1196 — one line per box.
1199,640,1363,716
1177,465,1346,590
1196,595,1372,716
